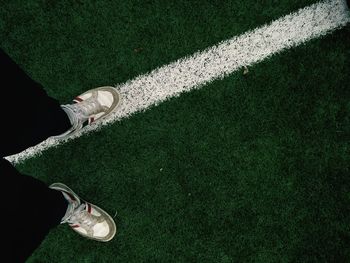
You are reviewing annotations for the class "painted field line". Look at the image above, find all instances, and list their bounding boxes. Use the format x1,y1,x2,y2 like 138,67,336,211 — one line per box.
7,0,349,164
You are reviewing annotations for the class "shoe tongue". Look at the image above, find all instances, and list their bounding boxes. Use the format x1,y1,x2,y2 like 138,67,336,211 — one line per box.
59,190,81,221
61,190,80,205
60,201,77,223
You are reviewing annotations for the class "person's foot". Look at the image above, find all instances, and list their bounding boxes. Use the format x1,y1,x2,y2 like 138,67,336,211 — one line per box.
50,182,116,242
55,86,121,139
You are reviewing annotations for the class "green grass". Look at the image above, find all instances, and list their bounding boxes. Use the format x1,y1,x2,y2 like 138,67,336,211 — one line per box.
1,0,349,262
18,26,350,262
0,0,317,101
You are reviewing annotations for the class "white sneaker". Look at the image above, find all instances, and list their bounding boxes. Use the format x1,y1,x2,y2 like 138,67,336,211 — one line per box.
55,86,121,139
50,182,117,242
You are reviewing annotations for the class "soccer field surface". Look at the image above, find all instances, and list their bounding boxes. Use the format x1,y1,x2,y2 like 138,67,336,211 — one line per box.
1,0,350,262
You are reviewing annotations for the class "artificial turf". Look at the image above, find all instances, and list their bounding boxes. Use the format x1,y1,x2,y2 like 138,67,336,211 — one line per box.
0,0,317,102
1,0,349,262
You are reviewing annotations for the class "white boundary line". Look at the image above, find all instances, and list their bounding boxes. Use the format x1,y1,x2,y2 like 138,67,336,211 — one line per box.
7,0,349,164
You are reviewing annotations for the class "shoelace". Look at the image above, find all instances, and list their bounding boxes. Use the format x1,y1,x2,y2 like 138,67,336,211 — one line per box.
67,203,99,228
71,93,104,122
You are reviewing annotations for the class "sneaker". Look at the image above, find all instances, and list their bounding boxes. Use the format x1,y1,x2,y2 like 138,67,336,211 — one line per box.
54,86,121,139
50,182,117,242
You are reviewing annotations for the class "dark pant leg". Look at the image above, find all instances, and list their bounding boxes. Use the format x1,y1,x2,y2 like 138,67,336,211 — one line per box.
2,158,67,262
0,48,71,158
0,49,71,261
